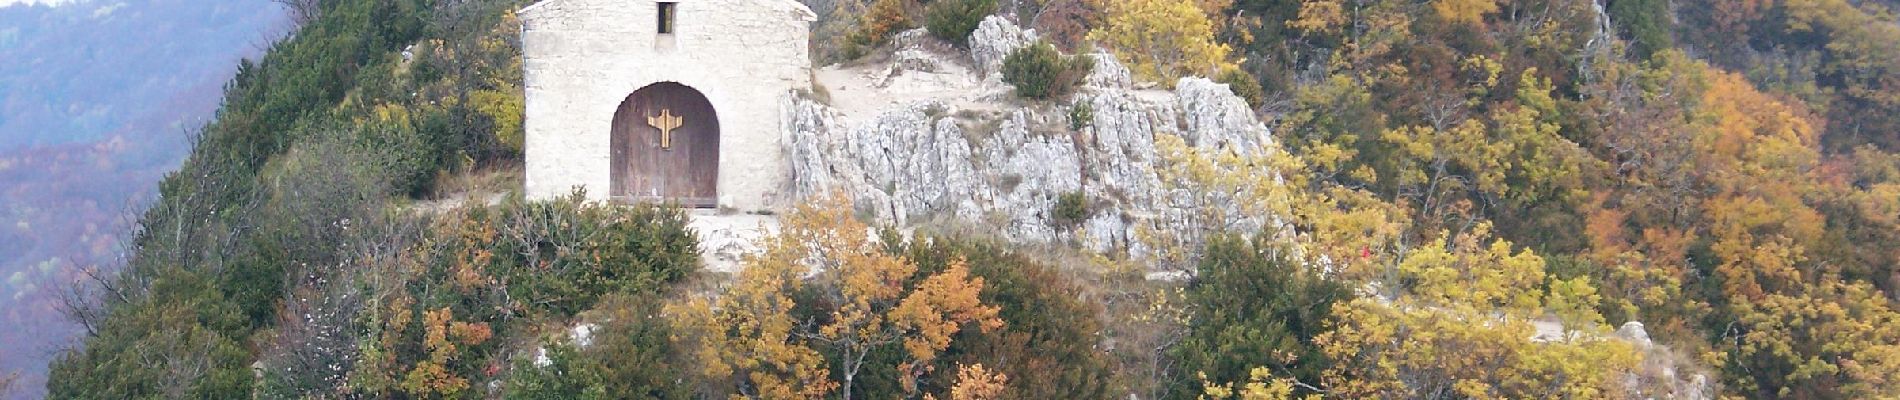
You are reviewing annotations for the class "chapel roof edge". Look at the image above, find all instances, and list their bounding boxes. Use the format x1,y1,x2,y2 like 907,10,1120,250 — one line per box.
519,0,817,21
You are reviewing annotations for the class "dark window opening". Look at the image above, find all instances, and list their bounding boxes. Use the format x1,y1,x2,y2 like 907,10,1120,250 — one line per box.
657,2,677,34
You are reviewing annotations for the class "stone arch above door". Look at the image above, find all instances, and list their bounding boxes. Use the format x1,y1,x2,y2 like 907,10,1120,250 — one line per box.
609,82,720,207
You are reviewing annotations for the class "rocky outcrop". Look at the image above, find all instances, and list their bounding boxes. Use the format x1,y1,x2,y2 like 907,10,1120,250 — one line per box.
968,15,1037,78
790,43,1285,269
1085,53,1133,89
1615,321,1652,346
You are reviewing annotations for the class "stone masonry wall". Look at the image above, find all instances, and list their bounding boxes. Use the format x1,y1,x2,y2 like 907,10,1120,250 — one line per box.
520,0,814,211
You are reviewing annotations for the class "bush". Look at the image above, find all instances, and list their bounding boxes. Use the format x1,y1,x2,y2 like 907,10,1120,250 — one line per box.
1068,100,1094,131
353,105,440,196
504,294,691,399
344,192,699,398
1169,234,1348,399
925,0,997,48
1217,67,1266,108
902,237,1114,399
423,191,700,317
842,0,915,59
1087,0,1234,84
47,268,255,399
1002,41,1094,100
471,84,525,154
1053,191,1091,227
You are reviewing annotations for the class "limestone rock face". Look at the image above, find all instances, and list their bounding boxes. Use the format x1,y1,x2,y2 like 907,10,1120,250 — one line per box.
793,51,1287,269
1085,53,1133,89
968,16,1037,78
1615,321,1652,346
1177,78,1273,153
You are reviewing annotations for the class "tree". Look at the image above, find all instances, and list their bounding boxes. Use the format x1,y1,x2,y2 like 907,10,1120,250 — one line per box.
925,0,997,48
931,363,1008,400
672,196,1003,399
1316,226,1643,398
1432,0,1498,26
1197,367,1313,400
46,268,255,399
1171,234,1347,399
1721,281,1900,398
1608,0,1672,58
904,238,1114,399
1088,0,1234,85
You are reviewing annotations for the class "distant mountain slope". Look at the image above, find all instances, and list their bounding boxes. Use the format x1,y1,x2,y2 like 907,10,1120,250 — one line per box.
0,0,284,150
0,1,283,398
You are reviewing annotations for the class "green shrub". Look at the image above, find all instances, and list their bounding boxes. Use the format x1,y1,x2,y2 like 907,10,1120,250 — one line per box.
1069,100,1094,131
1053,191,1091,226
505,343,608,399
1002,41,1094,100
925,0,997,48
345,192,700,398
426,191,701,317
1609,0,1672,59
47,268,255,399
1169,234,1348,399
504,294,690,399
902,237,1113,399
352,105,439,196
1217,67,1266,108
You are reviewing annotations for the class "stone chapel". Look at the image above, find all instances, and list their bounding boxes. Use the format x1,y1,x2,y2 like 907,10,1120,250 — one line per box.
519,0,815,211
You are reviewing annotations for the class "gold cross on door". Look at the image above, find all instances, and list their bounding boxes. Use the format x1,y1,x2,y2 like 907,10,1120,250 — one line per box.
647,109,685,150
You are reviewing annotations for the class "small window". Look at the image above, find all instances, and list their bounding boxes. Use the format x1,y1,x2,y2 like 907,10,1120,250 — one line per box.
657,2,677,34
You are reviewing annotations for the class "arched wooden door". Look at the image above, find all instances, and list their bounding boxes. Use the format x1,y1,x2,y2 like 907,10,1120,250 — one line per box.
610,82,719,207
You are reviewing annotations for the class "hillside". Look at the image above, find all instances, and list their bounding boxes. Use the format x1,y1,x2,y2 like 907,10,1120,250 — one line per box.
37,0,1900,399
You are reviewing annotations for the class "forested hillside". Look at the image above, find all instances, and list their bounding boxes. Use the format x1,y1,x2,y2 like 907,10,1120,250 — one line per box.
40,0,1900,399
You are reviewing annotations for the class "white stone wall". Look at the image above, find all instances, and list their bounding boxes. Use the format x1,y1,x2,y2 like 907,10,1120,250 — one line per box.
520,0,814,211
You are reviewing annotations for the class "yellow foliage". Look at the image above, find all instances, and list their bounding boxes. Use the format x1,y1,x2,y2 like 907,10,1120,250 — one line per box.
890,261,1004,367
1317,297,1643,398
1433,0,1500,26
1088,0,1234,85
671,195,1002,399
930,363,1009,400
1198,367,1314,400
1727,281,1900,397
1697,71,1820,191
1399,224,1549,315
395,307,490,398
666,201,835,399
1149,134,1305,269
1289,0,1345,33
471,84,524,153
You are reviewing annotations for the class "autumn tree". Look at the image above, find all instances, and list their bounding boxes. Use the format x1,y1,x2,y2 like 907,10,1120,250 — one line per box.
931,364,1008,400
1029,0,1104,50
1432,0,1498,27
672,196,1003,400
1317,225,1643,398
1089,0,1235,85
1197,367,1313,400
903,238,1114,399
